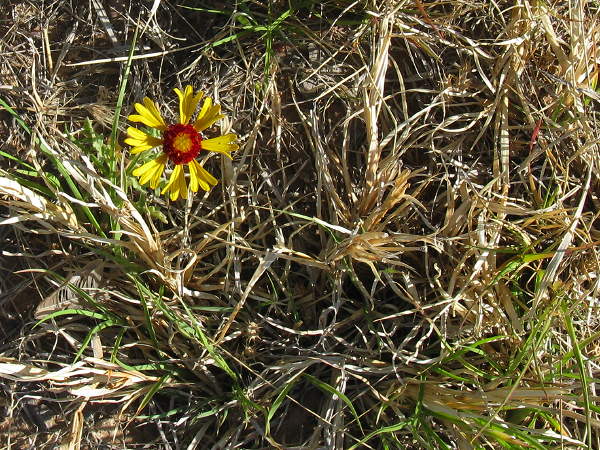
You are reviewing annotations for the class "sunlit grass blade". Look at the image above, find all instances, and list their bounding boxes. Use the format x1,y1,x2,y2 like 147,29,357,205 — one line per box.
303,373,363,434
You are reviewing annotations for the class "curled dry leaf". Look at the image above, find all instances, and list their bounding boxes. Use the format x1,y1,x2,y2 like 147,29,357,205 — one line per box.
0,176,81,231
0,357,159,399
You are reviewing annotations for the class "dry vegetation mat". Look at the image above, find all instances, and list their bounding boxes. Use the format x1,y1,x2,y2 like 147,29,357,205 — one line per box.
1,0,600,448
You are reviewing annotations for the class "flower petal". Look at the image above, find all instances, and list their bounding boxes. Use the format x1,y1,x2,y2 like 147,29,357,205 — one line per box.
142,97,166,125
128,97,167,130
179,166,188,199
190,159,217,191
161,165,180,199
149,154,168,189
125,127,163,154
174,85,204,125
124,136,162,147
188,160,199,192
127,127,152,140
161,164,187,201
127,143,155,154
193,97,225,132
201,134,239,158
132,154,168,188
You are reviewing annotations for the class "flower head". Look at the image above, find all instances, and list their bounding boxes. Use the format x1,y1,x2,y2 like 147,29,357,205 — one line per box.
125,86,238,200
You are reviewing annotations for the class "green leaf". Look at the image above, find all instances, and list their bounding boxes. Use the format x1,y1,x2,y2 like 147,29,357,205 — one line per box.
349,421,409,450
303,373,363,433
0,150,35,170
34,308,108,327
136,375,169,414
265,374,301,436
74,319,121,362
563,305,592,449
0,97,30,133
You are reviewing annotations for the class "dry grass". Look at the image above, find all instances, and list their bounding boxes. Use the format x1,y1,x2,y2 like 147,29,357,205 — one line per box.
1,0,600,448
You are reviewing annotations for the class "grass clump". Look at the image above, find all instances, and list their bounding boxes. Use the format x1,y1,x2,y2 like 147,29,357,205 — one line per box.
1,0,600,448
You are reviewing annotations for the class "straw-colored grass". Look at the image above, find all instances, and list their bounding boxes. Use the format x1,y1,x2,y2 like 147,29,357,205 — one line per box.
1,0,600,448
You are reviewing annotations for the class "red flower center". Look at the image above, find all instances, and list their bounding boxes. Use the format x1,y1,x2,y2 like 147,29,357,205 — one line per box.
162,124,202,164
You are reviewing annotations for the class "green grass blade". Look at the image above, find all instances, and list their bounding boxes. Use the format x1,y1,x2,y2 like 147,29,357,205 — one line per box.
563,304,592,449
303,373,363,433
34,308,108,327
0,150,35,170
0,97,30,132
136,374,169,414
74,319,121,362
265,374,301,436
35,134,107,238
349,421,409,450
112,24,139,188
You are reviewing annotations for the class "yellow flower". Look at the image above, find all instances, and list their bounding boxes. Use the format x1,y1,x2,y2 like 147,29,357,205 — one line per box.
125,86,238,200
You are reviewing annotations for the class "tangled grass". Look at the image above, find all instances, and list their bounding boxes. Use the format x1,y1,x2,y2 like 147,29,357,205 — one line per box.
1,0,600,448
